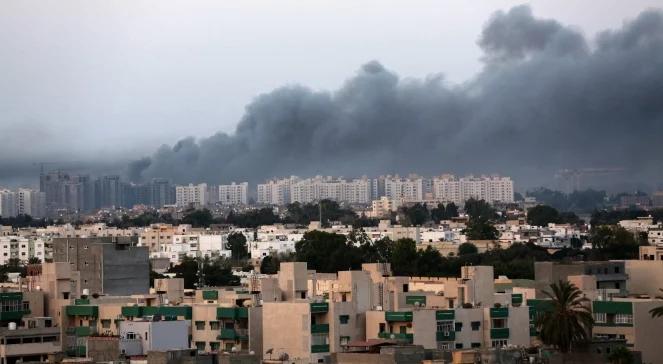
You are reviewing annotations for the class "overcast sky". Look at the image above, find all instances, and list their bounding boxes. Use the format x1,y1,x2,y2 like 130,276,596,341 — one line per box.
1,0,662,187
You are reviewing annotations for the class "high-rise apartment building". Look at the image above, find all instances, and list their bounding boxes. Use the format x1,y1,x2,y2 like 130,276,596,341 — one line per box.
257,176,298,205
289,176,372,204
175,183,209,207
17,188,45,218
0,189,17,218
384,175,424,202
432,175,514,204
218,182,248,205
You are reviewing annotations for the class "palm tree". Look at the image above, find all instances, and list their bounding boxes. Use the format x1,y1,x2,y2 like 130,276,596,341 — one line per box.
536,280,593,356
649,289,663,318
607,346,634,364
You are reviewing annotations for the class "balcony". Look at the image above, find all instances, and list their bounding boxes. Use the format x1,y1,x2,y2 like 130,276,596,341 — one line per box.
202,290,218,300
378,332,414,343
436,310,455,320
489,307,509,318
311,323,329,334
511,294,523,306
122,306,142,317
405,295,426,306
217,307,249,320
65,305,98,317
385,311,413,322
218,328,238,340
74,298,90,305
311,344,330,353
490,328,510,339
436,331,456,342
69,326,95,337
0,310,29,321
310,302,329,314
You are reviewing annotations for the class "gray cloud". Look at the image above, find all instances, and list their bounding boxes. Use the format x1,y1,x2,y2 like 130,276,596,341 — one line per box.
121,6,663,188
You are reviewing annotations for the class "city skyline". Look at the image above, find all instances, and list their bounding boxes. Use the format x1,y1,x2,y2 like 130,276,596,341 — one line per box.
2,2,663,191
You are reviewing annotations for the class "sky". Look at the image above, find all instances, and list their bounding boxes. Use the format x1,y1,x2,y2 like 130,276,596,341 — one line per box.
1,1,662,189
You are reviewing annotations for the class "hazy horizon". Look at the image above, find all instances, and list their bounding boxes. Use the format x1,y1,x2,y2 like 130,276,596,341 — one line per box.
2,1,663,192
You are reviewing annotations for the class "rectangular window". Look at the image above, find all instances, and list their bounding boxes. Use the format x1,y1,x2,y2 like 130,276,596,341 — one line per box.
437,320,453,333
491,339,508,347
471,321,481,331
455,343,463,349
340,336,350,346
615,314,633,325
339,315,350,324
101,319,111,329
454,322,462,332
471,342,481,348
403,284,409,293
209,342,220,351
195,321,205,330
210,321,220,330
195,342,206,351
439,342,451,350
594,313,607,323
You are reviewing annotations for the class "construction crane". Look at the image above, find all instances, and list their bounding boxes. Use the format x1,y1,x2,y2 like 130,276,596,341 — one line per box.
554,168,624,192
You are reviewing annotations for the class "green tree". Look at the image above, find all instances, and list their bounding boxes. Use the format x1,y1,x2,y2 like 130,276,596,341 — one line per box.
181,208,215,227
536,280,593,355
607,346,634,364
226,232,249,260
464,198,495,221
430,203,447,223
445,202,459,219
27,257,41,265
398,203,430,226
390,239,419,276
590,226,639,259
569,237,583,250
458,242,478,256
416,246,443,276
260,255,279,274
295,231,361,272
463,219,499,240
527,205,560,226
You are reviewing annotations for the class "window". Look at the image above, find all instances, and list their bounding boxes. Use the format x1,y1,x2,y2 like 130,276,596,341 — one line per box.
209,321,220,330
210,342,220,351
339,315,350,324
195,321,205,330
454,322,462,332
439,342,451,350
615,314,633,325
195,342,206,351
101,320,111,329
403,284,409,293
340,336,350,346
492,318,506,329
491,339,508,347
126,332,136,340
471,321,481,331
437,320,453,333
471,342,481,348
455,343,463,349
594,313,607,323
614,267,620,273
379,323,386,333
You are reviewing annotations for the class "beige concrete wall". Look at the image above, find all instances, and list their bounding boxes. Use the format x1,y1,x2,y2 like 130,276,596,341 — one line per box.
278,262,308,301
262,302,311,362
625,260,663,296
633,301,663,364
507,306,530,347
365,311,386,340
412,309,437,349
192,304,219,352
455,307,484,348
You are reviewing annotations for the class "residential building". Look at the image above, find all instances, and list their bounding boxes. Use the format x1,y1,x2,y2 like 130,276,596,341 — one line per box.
432,175,514,205
0,236,45,264
257,177,298,205
0,190,16,218
218,183,249,205
16,188,45,218
0,316,60,364
384,175,424,202
176,183,210,208
51,237,149,296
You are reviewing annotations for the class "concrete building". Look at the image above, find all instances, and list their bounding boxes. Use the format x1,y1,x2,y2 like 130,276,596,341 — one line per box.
257,177,298,205
534,261,628,296
119,319,190,355
0,236,45,264
384,176,424,203
591,298,662,364
218,183,249,205
0,317,60,364
290,176,372,204
176,183,210,208
52,237,149,296
16,188,45,218
0,190,16,218
432,175,514,205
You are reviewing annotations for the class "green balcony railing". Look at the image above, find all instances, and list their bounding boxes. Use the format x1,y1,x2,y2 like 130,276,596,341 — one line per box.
489,307,509,318
311,323,329,334
311,344,330,353
385,311,413,322
511,294,523,306
310,302,329,314
202,290,218,300
405,295,427,306
74,298,90,305
490,327,510,339
218,328,237,340
0,310,29,321
378,332,414,343
436,331,455,341
65,305,98,317
73,326,94,336
436,310,455,320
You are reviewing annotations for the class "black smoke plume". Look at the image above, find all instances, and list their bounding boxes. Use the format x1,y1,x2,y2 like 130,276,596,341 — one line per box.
129,6,663,189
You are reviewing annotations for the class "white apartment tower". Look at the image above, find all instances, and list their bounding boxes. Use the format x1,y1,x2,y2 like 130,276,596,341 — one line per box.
257,176,299,205
0,189,17,218
289,176,372,204
384,175,424,202
218,182,248,205
175,183,209,207
17,188,45,218
432,175,514,204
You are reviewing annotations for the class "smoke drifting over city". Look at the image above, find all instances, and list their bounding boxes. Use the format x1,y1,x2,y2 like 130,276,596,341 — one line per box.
127,6,663,188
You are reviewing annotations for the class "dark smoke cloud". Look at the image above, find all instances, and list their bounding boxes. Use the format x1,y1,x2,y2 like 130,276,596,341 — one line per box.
129,6,663,189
